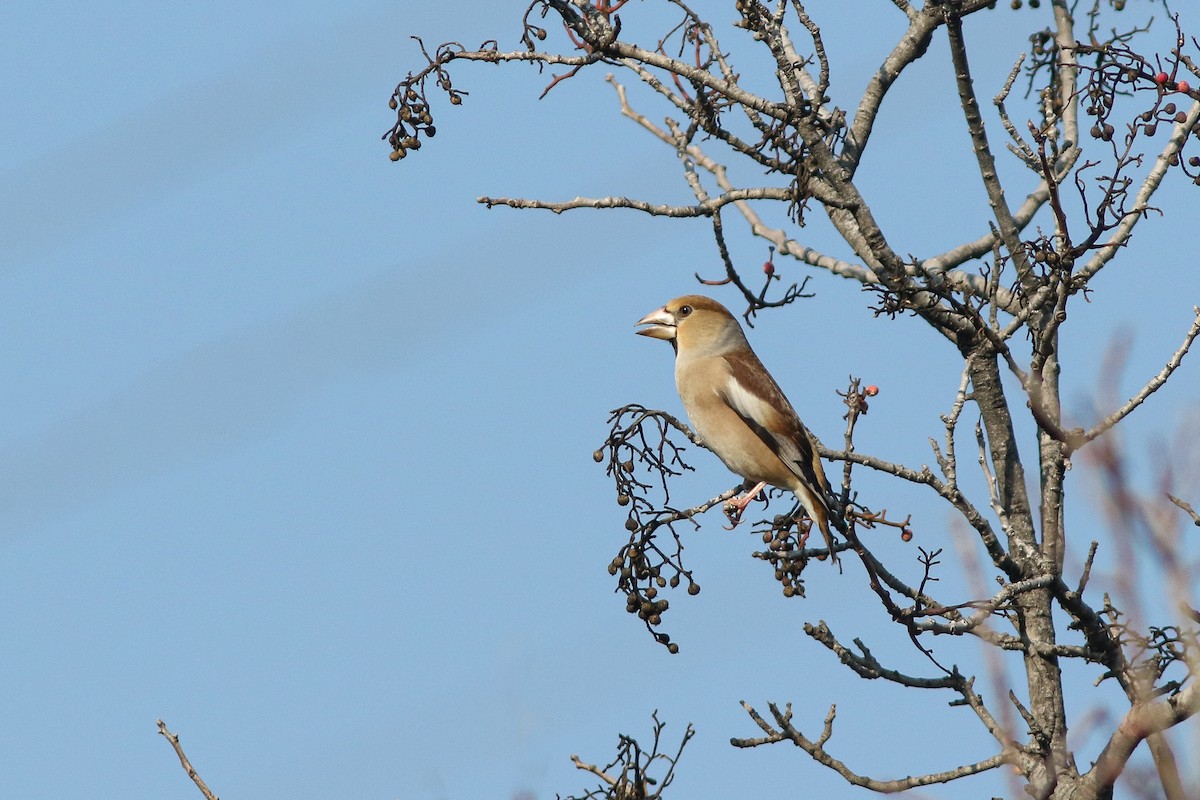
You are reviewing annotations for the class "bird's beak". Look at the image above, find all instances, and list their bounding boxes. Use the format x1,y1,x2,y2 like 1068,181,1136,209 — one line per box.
636,307,677,340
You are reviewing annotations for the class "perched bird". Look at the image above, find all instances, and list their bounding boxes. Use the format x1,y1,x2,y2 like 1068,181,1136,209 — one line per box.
636,295,838,561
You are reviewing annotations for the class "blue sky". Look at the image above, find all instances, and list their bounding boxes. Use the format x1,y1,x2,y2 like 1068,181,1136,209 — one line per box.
3,2,1199,798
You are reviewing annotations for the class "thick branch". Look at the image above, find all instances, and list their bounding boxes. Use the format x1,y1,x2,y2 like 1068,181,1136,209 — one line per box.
943,3,1034,290
844,0,996,169
1086,680,1200,795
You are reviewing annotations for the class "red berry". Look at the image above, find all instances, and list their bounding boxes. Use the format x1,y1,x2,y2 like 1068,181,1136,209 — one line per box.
901,530,913,542
1155,72,1170,85
1178,80,1192,94
762,260,775,276
865,385,879,396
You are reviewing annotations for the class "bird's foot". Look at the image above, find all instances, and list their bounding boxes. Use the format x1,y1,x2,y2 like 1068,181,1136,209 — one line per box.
795,522,811,549
722,481,768,529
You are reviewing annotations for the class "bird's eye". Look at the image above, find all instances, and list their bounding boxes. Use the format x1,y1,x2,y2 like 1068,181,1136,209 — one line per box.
679,305,693,317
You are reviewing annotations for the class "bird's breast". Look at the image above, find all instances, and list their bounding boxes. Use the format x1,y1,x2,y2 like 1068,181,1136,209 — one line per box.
675,360,798,490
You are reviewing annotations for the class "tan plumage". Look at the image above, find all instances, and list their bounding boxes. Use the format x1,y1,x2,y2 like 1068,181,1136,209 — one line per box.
636,295,838,561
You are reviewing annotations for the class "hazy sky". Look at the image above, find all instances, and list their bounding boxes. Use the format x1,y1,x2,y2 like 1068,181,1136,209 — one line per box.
3,2,1199,798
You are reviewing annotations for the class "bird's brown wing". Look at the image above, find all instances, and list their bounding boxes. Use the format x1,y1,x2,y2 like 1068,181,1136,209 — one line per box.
720,350,833,503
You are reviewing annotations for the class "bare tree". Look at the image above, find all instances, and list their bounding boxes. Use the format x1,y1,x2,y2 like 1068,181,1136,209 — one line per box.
387,2,1200,798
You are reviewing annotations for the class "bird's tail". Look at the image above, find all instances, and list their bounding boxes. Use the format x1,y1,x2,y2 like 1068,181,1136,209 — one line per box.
826,493,848,535
794,488,840,565
811,505,839,565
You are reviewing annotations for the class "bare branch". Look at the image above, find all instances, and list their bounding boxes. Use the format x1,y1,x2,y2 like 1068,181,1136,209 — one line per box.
943,4,1035,291
910,575,1056,635
1166,494,1200,527
156,720,220,800
733,700,1012,790
824,428,1019,579
477,187,797,216
563,711,695,800
844,5,942,169
804,620,958,688
1086,679,1200,796
1081,307,1200,445
888,0,917,23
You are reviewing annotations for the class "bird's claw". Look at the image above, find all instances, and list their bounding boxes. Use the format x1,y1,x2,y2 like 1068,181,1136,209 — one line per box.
722,500,745,529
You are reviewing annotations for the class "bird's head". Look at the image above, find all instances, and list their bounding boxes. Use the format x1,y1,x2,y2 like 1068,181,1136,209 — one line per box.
636,295,746,356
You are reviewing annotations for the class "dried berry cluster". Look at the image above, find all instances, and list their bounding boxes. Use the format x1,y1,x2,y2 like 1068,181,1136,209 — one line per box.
519,2,551,52
1066,12,1199,163
1081,57,1194,145
383,38,468,161
595,406,705,652
385,85,437,161
755,514,820,598
609,542,700,655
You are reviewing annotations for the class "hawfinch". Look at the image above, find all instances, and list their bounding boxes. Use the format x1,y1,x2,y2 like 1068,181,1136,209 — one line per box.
636,295,838,560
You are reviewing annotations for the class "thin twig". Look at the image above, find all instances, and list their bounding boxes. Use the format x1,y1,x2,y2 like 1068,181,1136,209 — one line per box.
1081,308,1200,445
156,720,220,800
1166,494,1200,527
